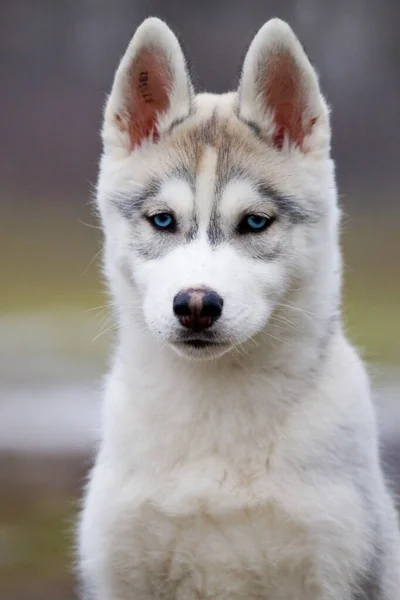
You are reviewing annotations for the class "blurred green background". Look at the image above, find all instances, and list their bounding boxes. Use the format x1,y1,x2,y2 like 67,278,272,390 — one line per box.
0,1,399,599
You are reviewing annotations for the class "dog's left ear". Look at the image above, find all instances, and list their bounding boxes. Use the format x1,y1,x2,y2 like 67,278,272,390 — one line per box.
103,18,193,154
238,19,330,153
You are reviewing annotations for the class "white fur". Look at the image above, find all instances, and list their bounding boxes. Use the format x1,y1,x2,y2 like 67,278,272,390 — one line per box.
78,17,400,600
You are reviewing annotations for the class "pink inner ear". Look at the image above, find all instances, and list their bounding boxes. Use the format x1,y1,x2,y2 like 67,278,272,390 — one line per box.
263,51,316,151
116,49,172,150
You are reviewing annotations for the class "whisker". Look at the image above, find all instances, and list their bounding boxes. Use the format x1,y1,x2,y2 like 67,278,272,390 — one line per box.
92,323,118,342
81,246,104,277
77,218,103,231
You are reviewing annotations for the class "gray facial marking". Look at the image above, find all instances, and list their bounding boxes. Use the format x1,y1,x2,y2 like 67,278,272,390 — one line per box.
171,163,195,187
129,235,172,262
198,110,219,146
112,164,195,221
186,216,199,243
207,175,317,251
248,242,283,261
207,156,246,248
115,164,199,260
116,114,321,260
174,164,199,243
256,182,320,225
111,176,163,219
207,205,224,247
239,118,266,144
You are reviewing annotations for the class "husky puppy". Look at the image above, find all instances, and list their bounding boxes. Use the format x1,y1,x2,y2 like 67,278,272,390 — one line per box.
78,17,400,599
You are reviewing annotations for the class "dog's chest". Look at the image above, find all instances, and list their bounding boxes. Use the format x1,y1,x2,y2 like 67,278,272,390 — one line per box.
106,461,352,599
125,504,312,598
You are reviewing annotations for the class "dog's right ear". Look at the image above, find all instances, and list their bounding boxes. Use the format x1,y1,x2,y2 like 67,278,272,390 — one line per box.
103,18,193,155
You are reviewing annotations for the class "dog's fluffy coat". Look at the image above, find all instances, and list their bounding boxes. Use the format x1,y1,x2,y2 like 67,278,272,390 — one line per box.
78,17,400,599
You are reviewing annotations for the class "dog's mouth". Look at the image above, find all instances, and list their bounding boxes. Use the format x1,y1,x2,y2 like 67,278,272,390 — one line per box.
171,336,232,359
181,339,218,349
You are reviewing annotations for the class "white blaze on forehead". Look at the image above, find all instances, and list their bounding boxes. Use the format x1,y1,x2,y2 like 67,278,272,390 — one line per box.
219,179,263,218
195,146,218,227
158,179,194,215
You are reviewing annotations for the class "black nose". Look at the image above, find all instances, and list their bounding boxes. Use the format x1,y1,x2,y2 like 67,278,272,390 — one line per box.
173,288,223,330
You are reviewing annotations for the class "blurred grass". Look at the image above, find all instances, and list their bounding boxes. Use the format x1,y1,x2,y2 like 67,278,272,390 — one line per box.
341,216,400,365
2,499,75,579
1,493,78,599
0,199,104,313
0,198,399,365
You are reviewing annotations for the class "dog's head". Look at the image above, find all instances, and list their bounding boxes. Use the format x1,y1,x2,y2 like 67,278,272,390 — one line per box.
97,18,339,360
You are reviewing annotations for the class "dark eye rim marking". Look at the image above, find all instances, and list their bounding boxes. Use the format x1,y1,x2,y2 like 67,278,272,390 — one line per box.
256,182,320,225
237,213,275,234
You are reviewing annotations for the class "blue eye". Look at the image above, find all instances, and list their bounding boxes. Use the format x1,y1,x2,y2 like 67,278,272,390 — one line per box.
246,215,267,229
238,214,272,234
149,213,175,231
